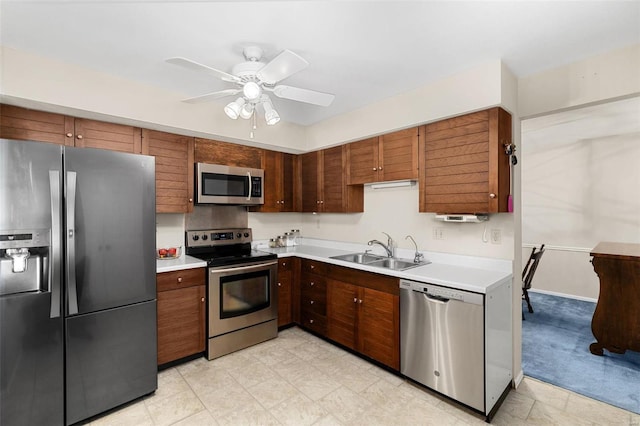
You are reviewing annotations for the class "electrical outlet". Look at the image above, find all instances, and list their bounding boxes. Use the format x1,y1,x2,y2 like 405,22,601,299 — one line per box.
433,227,444,240
491,229,501,244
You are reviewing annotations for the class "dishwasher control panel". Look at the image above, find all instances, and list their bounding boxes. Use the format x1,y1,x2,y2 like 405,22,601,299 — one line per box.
400,279,483,305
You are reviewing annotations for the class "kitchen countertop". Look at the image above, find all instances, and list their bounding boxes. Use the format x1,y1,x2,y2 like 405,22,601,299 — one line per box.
258,239,513,294
155,239,513,294
156,255,207,273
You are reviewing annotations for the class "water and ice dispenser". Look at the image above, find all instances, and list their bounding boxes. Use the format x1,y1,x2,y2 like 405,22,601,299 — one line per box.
0,229,50,296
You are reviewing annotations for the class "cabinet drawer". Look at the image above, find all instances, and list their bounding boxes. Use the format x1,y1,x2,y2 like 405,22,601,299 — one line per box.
300,310,327,335
157,268,206,292
301,259,327,275
301,292,326,315
300,273,325,292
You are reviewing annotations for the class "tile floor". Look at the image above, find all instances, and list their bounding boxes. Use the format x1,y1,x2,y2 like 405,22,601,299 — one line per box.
87,327,640,425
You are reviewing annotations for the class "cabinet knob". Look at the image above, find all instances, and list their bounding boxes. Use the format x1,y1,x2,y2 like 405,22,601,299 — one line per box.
281,200,285,204
372,167,377,171
276,200,280,204
489,193,496,199
379,166,383,171
317,200,320,204
66,133,73,138
320,200,324,204
76,134,83,140
353,297,358,303
309,319,314,324
282,262,286,267
201,297,205,302
310,300,314,305
310,265,315,269
278,282,282,287
359,299,363,304
177,277,182,283
188,198,193,203
310,281,315,286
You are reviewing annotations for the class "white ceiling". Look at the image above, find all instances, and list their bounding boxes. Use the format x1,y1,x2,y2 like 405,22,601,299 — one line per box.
1,1,639,126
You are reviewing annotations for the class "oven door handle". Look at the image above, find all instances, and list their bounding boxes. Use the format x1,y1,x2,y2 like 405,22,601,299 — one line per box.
210,260,277,274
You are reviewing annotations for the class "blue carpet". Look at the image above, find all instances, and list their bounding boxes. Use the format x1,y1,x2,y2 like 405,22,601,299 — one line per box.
522,291,640,414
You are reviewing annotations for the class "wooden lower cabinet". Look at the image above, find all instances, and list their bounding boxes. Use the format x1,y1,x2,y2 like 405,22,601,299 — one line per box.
299,260,328,335
156,268,206,365
327,277,399,370
277,258,296,327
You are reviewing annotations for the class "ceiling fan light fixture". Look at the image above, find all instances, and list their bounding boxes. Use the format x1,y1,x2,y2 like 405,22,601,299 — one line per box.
263,100,280,125
224,97,245,119
242,81,262,100
239,103,254,120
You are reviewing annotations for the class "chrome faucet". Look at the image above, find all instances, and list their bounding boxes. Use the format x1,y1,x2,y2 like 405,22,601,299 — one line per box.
368,232,395,257
405,235,425,264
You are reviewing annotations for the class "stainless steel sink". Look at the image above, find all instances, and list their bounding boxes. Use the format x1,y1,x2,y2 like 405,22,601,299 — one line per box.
367,258,427,271
330,252,384,264
330,252,429,271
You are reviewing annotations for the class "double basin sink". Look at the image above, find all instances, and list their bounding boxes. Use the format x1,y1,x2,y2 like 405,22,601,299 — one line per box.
330,252,430,271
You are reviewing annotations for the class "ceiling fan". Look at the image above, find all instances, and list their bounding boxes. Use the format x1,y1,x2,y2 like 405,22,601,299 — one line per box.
167,46,335,126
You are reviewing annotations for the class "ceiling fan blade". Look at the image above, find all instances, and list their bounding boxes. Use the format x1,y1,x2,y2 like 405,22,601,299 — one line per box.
181,89,241,103
256,50,309,84
271,85,335,107
166,57,241,83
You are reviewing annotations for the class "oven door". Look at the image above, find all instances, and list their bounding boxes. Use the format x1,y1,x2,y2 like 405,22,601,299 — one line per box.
208,260,277,337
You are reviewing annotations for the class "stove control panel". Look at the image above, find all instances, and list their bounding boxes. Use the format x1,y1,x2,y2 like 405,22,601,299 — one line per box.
186,228,253,248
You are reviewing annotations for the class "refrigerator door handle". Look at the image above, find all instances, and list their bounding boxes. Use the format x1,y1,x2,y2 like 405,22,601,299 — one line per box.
66,171,79,315
49,170,61,319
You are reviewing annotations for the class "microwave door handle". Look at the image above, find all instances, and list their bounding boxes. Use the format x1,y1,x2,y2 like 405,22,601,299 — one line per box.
49,170,61,319
66,171,79,315
247,171,252,201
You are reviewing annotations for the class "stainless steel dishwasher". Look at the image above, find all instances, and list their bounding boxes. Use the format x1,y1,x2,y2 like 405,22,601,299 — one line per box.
400,279,485,412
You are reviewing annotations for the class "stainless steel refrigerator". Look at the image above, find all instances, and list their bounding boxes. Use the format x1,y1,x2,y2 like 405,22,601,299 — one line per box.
0,139,157,425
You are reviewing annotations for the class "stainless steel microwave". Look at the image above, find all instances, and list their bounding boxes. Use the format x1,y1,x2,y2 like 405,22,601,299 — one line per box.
195,163,264,205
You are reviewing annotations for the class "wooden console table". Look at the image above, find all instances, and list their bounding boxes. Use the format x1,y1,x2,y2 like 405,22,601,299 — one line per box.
589,242,640,356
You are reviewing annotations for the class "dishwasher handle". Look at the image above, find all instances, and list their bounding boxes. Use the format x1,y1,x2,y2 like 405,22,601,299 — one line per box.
423,292,449,304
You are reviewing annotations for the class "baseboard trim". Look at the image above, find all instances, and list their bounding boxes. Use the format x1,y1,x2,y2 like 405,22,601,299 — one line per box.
513,369,525,388
529,288,597,303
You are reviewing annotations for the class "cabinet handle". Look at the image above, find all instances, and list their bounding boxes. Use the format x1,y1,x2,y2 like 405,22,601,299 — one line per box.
489,193,496,199
66,133,73,138
309,319,314,324
353,297,358,303
76,135,83,140
177,277,182,283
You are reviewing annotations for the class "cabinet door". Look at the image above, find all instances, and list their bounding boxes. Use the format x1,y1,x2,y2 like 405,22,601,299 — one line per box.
380,127,419,182
0,104,74,145
327,279,357,350
347,137,379,185
420,107,511,214
300,151,320,212
194,138,262,168
277,259,292,327
142,129,194,213
358,287,399,370
322,146,345,212
257,150,281,212
73,118,142,153
157,285,206,365
281,153,296,212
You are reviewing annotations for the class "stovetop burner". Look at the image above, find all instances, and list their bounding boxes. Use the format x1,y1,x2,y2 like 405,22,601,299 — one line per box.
185,228,277,267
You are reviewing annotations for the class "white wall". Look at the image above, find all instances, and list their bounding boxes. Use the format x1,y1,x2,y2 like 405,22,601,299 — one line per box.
521,96,640,300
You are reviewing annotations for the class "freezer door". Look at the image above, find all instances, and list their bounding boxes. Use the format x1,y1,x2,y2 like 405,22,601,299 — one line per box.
0,139,64,425
65,300,157,425
64,147,156,314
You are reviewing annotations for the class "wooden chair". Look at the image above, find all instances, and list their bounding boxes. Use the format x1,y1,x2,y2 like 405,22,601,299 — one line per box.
522,244,545,318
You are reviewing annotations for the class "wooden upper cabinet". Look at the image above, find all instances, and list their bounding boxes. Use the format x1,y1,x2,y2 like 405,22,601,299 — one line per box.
0,105,142,153
0,104,74,145
141,129,195,213
194,138,262,169
73,118,142,153
347,127,419,185
300,146,363,213
251,150,296,212
419,107,512,214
